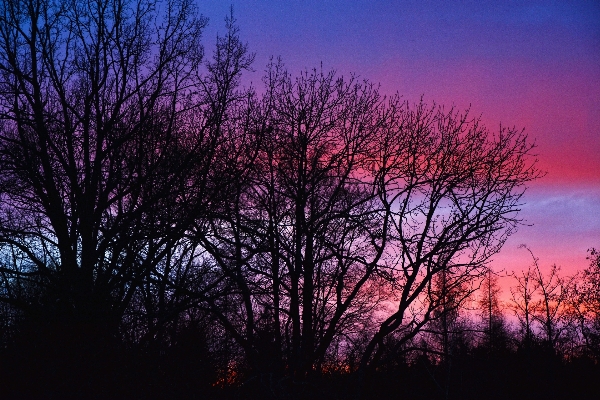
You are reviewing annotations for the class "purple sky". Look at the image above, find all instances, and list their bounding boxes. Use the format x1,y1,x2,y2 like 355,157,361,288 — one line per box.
201,0,600,279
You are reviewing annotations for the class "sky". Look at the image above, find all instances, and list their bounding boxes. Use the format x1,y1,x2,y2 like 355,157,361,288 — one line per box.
199,0,600,282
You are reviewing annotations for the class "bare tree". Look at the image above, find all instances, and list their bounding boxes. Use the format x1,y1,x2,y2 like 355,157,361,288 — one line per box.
357,101,539,384
190,63,392,381
511,246,575,352
187,66,539,391
510,263,536,344
0,0,251,350
532,265,574,351
423,270,475,400
564,248,600,359
0,3,542,393
478,268,509,354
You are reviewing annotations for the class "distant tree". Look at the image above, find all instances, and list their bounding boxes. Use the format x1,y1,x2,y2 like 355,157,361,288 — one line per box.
509,262,537,345
424,273,475,362
424,270,475,399
570,248,600,359
532,264,575,352
511,246,575,353
478,268,510,354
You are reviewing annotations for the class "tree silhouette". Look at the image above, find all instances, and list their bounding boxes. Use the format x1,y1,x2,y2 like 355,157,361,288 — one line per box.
357,101,539,385
479,268,510,355
571,248,600,359
510,259,537,345
0,2,554,398
188,63,393,382
0,0,252,395
175,64,541,396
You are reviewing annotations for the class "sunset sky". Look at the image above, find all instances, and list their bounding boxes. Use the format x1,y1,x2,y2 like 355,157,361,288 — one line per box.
201,0,600,279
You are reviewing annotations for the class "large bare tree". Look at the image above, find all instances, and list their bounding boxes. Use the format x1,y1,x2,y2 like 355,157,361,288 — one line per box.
185,62,539,390
0,0,251,346
355,100,539,386
190,63,392,380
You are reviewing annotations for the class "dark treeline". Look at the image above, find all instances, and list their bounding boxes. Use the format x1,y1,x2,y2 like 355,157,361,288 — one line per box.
0,0,597,398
